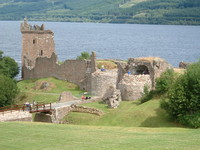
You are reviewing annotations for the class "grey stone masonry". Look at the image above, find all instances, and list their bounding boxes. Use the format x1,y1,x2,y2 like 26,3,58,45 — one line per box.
90,69,118,97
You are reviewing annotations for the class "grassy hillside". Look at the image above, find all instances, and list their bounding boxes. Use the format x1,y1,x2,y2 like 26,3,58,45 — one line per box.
0,122,200,150
0,0,200,25
16,77,84,104
63,99,182,127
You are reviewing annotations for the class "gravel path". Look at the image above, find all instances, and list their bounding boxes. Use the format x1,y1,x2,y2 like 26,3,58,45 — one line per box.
52,100,82,109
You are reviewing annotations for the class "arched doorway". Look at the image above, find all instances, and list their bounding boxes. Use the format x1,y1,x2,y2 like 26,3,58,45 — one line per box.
133,65,149,75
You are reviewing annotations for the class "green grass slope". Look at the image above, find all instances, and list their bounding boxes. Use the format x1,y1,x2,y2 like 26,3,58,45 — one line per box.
0,0,200,25
64,99,181,127
17,77,84,104
0,122,200,150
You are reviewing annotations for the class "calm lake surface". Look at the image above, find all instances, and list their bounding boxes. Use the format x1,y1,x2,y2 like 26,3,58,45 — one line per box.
0,21,200,68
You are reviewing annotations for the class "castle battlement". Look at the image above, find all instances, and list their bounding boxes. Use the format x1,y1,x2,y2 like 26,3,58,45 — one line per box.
21,18,53,35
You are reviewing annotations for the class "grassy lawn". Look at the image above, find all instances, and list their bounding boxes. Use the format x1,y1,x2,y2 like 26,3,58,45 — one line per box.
64,99,182,127
0,122,199,150
17,77,84,104
96,60,117,69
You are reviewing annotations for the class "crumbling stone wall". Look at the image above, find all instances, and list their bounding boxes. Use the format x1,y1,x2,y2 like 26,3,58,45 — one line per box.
22,53,96,90
179,61,191,69
118,74,152,100
90,69,118,97
51,106,72,123
71,104,103,116
117,57,171,100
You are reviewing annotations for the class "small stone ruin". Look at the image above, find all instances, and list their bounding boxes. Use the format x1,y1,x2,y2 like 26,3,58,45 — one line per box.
179,61,191,69
103,86,121,109
40,82,50,89
58,91,75,103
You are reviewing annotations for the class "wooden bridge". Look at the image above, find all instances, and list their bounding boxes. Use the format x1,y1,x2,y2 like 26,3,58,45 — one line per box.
0,103,52,115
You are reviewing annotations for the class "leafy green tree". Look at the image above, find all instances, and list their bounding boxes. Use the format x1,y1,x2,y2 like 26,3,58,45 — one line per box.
161,61,200,128
0,50,19,78
0,75,19,107
76,52,91,60
155,69,176,94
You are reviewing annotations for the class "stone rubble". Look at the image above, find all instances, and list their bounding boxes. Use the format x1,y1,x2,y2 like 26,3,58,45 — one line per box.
103,86,121,109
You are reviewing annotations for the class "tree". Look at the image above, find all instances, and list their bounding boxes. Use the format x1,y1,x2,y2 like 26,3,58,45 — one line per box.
0,75,19,107
161,61,200,128
0,50,19,78
76,52,91,60
155,69,176,94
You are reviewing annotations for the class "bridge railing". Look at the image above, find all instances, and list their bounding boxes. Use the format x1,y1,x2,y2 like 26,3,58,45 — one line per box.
0,104,26,115
29,103,52,113
0,103,52,115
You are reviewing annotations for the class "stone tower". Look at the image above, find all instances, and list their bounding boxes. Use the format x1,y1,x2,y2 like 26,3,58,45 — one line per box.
21,18,55,68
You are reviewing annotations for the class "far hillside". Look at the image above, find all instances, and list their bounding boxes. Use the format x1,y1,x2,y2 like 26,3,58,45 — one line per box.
0,0,200,25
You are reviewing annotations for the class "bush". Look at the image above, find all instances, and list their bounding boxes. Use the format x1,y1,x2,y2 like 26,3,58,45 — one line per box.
76,52,91,60
0,75,19,107
140,85,155,104
155,69,175,94
161,61,200,128
178,112,200,128
0,50,19,78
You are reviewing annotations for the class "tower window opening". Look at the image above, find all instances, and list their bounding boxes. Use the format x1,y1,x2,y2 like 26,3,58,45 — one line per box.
33,39,36,44
40,50,43,56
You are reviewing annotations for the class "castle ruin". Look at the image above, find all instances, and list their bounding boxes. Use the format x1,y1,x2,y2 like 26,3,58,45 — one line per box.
21,19,172,101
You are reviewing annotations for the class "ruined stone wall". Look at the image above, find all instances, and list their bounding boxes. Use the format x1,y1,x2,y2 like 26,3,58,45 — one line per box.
117,57,171,100
90,69,118,97
71,105,103,116
52,106,72,123
22,53,91,89
118,74,152,100
125,57,172,89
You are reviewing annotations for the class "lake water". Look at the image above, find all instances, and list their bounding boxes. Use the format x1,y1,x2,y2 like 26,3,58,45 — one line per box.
0,21,200,68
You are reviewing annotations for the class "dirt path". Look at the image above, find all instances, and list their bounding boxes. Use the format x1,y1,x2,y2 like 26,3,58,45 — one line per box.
21,91,60,95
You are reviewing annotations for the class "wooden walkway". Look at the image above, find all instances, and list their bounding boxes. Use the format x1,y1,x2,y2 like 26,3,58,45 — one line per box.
0,103,52,115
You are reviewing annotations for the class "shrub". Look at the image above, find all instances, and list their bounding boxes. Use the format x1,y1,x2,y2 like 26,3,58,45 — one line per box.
155,69,175,94
140,85,155,104
76,52,91,60
0,50,19,78
161,61,200,128
0,75,19,107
